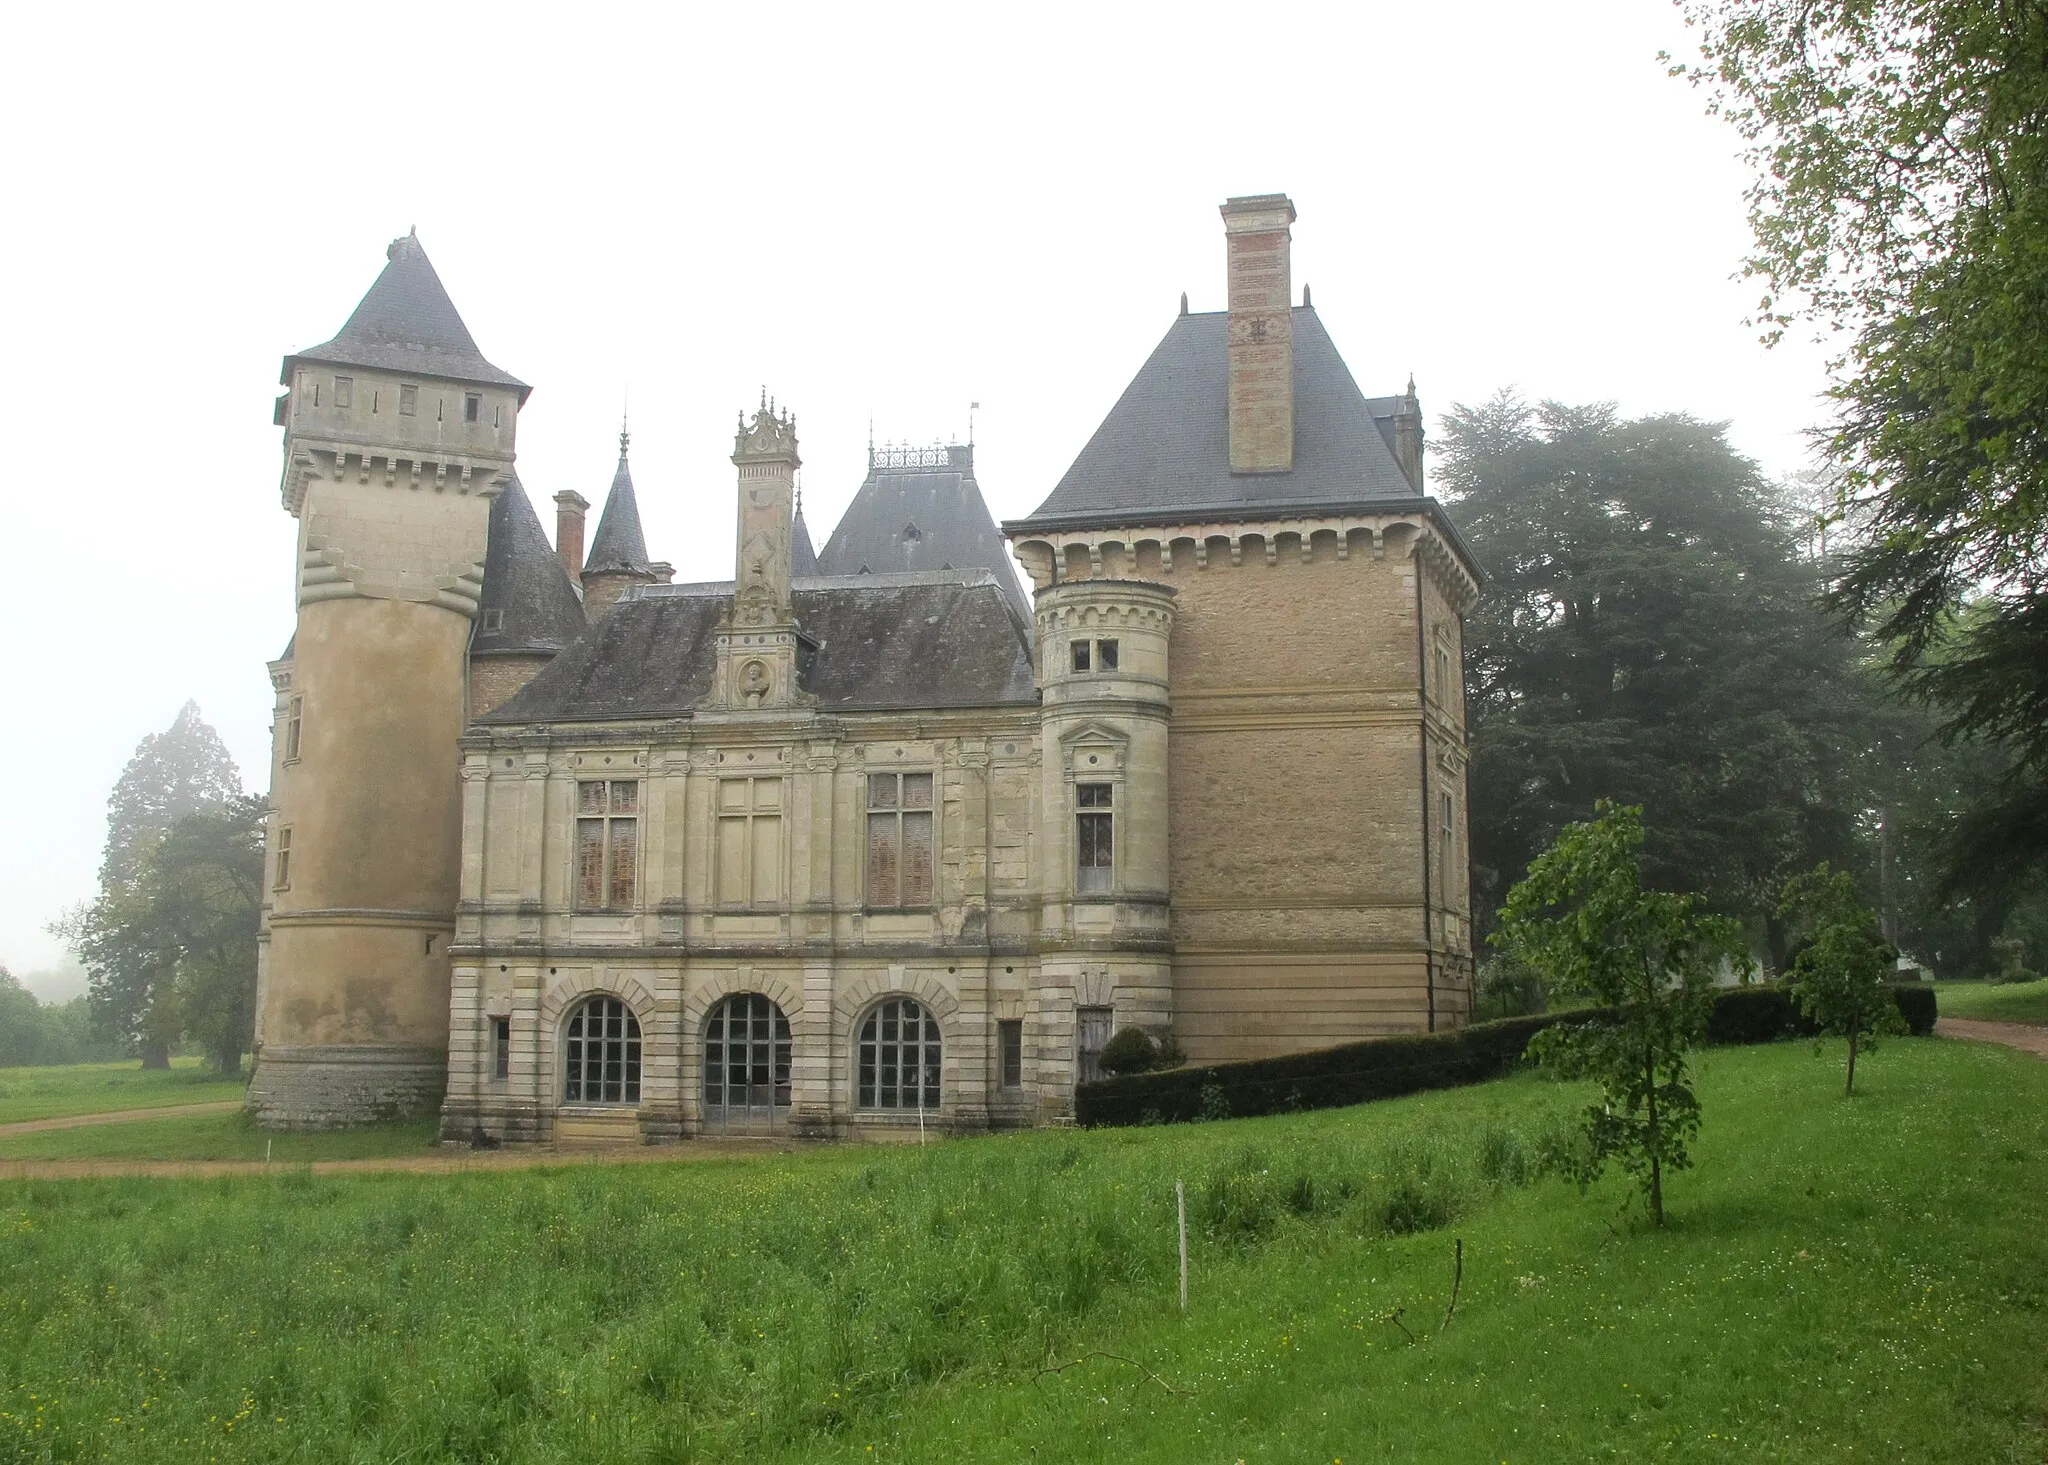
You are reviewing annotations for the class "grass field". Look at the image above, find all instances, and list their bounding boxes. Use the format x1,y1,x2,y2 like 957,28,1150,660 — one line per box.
0,1111,437,1163
0,1058,246,1125
1,1036,2043,1463
1932,976,2048,1025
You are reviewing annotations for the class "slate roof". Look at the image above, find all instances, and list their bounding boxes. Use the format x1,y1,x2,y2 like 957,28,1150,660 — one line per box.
1009,306,1420,531
283,231,528,399
817,445,1031,617
478,571,1037,723
791,499,820,578
472,476,587,657
584,448,653,575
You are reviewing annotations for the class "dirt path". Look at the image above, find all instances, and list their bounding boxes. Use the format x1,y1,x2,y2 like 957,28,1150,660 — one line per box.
0,1137,795,1183
0,1100,244,1138
1937,1017,2048,1059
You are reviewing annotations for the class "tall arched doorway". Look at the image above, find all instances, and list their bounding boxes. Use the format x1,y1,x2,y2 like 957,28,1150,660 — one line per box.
702,993,791,1131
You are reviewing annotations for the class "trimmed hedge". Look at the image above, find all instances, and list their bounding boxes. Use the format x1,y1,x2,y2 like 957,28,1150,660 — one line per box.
1074,984,1939,1127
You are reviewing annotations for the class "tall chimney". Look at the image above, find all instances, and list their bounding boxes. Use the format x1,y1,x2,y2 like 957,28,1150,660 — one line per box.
1221,193,1297,474
553,490,588,587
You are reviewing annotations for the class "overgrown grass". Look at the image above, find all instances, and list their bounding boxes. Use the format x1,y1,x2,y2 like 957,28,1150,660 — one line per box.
1933,976,2048,1024
1,1038,2042,1462
0,1059,245,1125
0,1112,436,1162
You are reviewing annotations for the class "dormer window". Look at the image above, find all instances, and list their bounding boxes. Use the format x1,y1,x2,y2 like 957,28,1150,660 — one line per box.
902,521,923,544
399,383,419,416
334,376,353,409
480,609,505,632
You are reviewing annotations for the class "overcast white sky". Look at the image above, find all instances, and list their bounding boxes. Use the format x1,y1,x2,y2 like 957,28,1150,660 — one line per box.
0,1,1832,984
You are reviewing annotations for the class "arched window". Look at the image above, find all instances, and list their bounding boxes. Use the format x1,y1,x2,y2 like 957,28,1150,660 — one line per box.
563,996,640,1104
857,997,941,1110
703,994,791,1126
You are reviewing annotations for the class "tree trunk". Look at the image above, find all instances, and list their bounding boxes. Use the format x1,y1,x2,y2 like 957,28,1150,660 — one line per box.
140,1036,171,1070
1845,1030,1859,1097
1645,1044,1664,1227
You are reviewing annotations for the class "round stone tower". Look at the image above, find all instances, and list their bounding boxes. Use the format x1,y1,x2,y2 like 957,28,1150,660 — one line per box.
248,232,527,1127
1032,575,1177,1101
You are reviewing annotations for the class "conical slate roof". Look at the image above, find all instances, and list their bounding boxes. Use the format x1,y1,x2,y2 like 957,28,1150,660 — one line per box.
585,442,652,576
283,231,528,398
473,477,588,656
791,496,820,578
817,443,1028,617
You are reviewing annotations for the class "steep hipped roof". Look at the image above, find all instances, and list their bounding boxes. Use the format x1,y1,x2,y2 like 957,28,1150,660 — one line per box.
584,444,652,575
472,477,587,656
283,231,528,398
479,571,1036,723
791,497,820,578
1009,306,1417,531
818,445,1030,617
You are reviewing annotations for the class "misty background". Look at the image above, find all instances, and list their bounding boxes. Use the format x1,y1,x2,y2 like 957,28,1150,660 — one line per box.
0,1,1830,987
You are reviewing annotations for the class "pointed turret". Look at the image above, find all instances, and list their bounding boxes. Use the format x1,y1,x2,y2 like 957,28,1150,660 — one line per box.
469,477,589,717
283,229,528,400
581,421,664,618
791,488,820,578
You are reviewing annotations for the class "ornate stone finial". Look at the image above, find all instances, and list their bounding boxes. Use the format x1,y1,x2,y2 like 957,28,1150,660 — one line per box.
1303,283,1313,307
733,397,801,465
1406,373,1417,398
1180,291,1189,316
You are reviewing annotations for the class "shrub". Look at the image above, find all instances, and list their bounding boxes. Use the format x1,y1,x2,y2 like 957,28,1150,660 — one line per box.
1075,987,1938,1127
1096,1026,1159,1077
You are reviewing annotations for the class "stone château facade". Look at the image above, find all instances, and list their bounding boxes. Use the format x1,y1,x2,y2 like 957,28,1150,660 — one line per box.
248,195,1483,1141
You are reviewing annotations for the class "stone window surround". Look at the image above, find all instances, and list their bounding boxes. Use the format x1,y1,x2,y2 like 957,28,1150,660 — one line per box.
864,766,938,912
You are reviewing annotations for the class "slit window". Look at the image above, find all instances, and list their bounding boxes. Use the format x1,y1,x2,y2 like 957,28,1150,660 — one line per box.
273,826,292,891
1440,791,1456,906
866,771,934,909
399,383,419,416
998,1019,1023,1089
464,393,481,423
283,694,303,762
491,1016,510,1080
1076,782,1113,893
334,376,353,409
575,780,639,910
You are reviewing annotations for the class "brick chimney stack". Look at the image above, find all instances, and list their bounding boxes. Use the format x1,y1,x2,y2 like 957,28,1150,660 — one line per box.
1220,193,1297,475
552,490,588,587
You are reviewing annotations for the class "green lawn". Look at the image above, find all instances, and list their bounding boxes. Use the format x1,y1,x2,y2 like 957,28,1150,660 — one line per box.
1,1037,2042,1463
1932,976,2048,1024
0,1058,246,1125
0,1111,437,1163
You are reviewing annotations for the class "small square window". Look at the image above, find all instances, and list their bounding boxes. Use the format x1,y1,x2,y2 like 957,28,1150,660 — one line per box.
334,376,353,409
998,1019,1023,1089
399,383,419,416
1070,640,1090,673
1096,639,1119,672
480,608,505,632
464,393,481,423
492,1016,510,1081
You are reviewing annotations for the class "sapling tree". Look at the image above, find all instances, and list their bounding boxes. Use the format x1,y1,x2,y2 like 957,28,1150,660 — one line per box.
1778,863,1905,1096
1493,802,1747,1226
